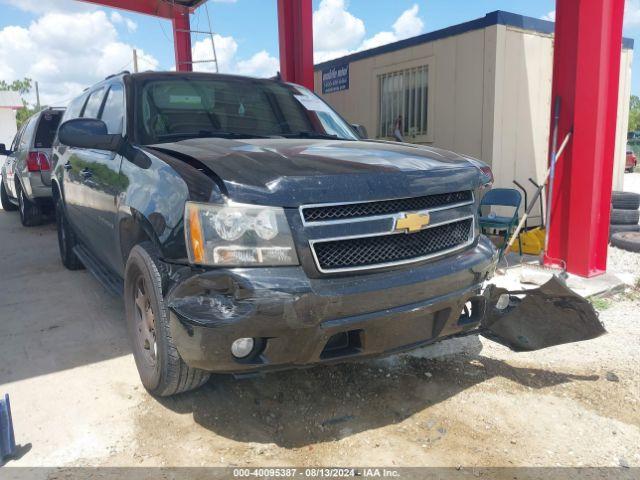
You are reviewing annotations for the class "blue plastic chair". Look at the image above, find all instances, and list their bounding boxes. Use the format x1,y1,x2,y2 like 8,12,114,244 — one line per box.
478,188,523,257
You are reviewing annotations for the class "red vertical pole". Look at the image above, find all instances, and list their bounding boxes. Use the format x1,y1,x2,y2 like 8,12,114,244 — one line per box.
277,0,314,89
172,6,193,72
546,0,625,277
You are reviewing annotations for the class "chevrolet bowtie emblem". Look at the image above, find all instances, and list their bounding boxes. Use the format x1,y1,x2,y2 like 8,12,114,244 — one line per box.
395,212,431,233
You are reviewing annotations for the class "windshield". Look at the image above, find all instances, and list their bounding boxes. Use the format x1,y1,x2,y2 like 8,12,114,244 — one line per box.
136,77,358,144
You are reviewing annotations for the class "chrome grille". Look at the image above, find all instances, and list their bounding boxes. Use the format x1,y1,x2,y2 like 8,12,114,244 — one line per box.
312,218,474,272
302,191,473,224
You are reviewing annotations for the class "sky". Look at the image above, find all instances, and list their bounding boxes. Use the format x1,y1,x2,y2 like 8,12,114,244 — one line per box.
1,0,640,106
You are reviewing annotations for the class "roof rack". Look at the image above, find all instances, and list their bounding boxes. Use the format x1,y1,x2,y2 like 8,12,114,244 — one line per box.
104,70,131,80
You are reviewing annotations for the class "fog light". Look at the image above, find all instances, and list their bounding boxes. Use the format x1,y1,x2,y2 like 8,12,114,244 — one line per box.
231,337,255,359
496,294,511,311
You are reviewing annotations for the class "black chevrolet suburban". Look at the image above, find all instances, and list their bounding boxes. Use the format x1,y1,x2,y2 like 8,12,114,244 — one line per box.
51,72,604,396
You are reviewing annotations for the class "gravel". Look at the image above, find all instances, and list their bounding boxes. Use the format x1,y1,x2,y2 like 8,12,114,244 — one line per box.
2,175,639,471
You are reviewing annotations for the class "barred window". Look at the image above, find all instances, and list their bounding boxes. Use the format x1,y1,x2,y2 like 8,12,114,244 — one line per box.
378,66,429,139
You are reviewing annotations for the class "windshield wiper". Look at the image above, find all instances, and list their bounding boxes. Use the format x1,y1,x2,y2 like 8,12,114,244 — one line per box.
156,131,272,141
279,131,345,140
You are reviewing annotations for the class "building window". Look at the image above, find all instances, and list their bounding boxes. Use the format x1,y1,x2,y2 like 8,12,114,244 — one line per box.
378,66,429,139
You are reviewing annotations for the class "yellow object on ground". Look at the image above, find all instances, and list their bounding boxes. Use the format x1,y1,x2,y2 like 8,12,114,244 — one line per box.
512,227,546,255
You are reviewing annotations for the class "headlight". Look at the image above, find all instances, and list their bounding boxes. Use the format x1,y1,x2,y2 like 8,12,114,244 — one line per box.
185,202,299,267
214,208,247,241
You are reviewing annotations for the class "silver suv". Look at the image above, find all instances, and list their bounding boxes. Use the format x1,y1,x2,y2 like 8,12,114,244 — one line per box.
0,108,64,225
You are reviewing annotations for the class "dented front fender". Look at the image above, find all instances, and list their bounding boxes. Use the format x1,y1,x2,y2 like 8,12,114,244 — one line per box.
480,277,607,352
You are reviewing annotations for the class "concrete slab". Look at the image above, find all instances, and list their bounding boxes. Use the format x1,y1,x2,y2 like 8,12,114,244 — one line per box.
0,212,128,385
492,256,627,298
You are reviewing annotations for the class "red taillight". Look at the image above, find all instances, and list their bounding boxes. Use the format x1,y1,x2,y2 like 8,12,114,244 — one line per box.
27,152,50,172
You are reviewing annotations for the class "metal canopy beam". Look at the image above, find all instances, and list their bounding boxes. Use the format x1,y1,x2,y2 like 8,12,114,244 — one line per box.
277,0,314,89
79,0,196,70
546,0,626,277
172,7,193,72
78,0,207,16
75,0,316,80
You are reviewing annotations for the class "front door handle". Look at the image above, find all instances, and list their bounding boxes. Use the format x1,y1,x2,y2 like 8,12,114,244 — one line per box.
80,168,93,179
63,162,72,171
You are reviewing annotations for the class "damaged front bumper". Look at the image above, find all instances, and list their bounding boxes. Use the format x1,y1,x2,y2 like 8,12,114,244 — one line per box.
164,236,605,374
166,237,497,373
479,277,606,352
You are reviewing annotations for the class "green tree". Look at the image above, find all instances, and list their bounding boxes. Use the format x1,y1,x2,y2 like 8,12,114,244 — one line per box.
0,78,32,96
0,78,36,128
16,102,39,128
629,95,640,133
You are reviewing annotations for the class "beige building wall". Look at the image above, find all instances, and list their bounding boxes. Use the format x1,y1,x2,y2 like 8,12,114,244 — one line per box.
314,27,489,158
614,49,634,191
315,23,633,224
488,25,554,224
489,27,633,220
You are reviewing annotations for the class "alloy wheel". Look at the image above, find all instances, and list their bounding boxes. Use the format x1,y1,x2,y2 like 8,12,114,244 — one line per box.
134,276,157,367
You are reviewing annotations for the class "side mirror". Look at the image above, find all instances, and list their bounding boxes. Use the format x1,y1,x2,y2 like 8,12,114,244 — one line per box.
58,118,123,152
352,124,368,139
0,143,11,156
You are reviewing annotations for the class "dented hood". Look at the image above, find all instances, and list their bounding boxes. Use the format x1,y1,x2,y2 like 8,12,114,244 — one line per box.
147,138,483,207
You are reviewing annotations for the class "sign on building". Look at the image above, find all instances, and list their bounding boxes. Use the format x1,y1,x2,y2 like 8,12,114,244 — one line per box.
322,64,349,94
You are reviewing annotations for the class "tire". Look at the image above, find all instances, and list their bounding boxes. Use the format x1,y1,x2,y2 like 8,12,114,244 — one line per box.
124,242,210,396
610,232,640,253
0,179,17,211
611,191,640,210
610,224,640,237
610,208,640,226
16,183,42,226
55,196,85,270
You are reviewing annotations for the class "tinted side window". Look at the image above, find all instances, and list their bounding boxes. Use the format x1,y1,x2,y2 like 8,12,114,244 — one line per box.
10,125,26,151
62,94,89,123
99,84,124,135
82,88,106,119
19,116,38,150
34,111,63,148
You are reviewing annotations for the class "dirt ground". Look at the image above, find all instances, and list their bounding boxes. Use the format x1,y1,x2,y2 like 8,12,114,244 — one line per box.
1,175,639,473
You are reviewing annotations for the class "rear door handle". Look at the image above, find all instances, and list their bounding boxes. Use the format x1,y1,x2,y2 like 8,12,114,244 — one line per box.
80,168,93,179
63,162,72,171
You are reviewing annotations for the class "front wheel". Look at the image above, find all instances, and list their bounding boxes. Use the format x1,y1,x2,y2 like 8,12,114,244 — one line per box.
124,243,210,396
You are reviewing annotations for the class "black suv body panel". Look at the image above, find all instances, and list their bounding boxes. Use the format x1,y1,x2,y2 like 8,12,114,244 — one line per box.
51,72,605,375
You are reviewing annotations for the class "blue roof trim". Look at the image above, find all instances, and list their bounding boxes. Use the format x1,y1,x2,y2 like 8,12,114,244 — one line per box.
493,11,554,34
315,10,634,71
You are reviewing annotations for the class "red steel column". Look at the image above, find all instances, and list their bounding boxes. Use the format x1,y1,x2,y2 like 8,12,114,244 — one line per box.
172,6,193,72
277,0,314,89
546,0,625,277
